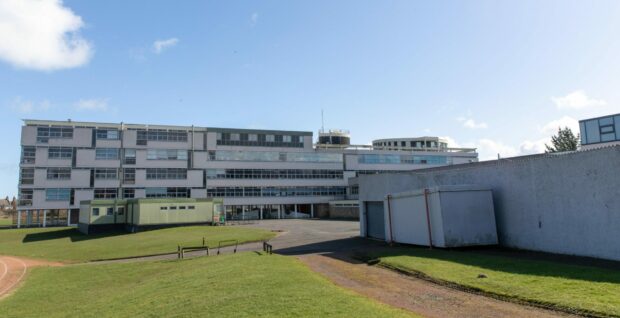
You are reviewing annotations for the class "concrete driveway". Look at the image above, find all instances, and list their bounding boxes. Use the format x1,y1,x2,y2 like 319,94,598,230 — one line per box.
245,219,381,255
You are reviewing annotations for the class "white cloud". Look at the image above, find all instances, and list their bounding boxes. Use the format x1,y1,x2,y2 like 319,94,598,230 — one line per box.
519,138,550,155
10,97,52,113
540,116,579,135
551,90,606,109
457,117,488,129
0,0,93,71
475,139,518,160
251,12,259,26
153,38,179,54
74,98,108,112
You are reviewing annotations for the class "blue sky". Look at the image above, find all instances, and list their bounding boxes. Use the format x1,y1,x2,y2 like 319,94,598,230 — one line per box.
1,0,619,197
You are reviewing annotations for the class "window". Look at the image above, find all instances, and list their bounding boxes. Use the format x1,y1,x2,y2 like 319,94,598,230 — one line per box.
95,148,120,160
179,206,186,210
146,149,188,160
47,167,71,180
117,207,125,215
92,208,100,216
283,135,292,142
266,135,275,142
160,206,168,210
137,129,188,142
145,187,190,198
48,147,72,159
94,188,117,199
18,189,33,206
37,127,73,143
95,168,117,180
146,168,187,180
230,133,240,141
248,134,258,141
123,188,135,199
106,207,114,216
46,188,71,201
123,149,136,164
20,168,35,184
169,206,177,210
123,168,135,184
21,146,36,164
188,206,195,210
96,129,120,140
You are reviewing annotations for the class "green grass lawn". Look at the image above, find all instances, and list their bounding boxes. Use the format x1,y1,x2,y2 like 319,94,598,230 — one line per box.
0,217,12,226
373,247,620,316
1,252,414,318
0,226,275,263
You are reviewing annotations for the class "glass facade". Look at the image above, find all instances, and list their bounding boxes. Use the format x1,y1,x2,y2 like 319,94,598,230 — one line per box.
210,150,342,163
206,186,346,198
358,154,448,165
580,115,620,145
46,188,71,201
206,169,343,179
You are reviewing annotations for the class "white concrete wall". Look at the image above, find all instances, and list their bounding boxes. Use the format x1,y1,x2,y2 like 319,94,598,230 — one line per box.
359,146,620,261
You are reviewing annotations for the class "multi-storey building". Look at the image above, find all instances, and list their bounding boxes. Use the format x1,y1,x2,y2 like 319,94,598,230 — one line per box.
17,120,478,227
579,113,620,150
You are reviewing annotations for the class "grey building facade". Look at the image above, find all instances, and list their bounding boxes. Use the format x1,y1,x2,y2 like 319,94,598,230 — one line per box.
17,119,478,227
579,113,620,150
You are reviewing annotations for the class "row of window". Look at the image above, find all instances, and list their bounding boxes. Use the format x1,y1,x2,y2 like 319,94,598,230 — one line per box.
208,150,343,163
373,140,447,149
23,147,346,164
216,132,304,148
580,115,620,145
146,168,187,180
96,129,120,140
206,186,347,198
160,205,195,210
137,129,188,144
37,127,73,143
146,149,188,160
92,207,124,216
358,154,448,165
34,185,345,202
206,169,343,179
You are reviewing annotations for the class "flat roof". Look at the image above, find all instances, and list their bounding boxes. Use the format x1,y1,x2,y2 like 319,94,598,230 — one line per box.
23,119,313,135
578,113,620,123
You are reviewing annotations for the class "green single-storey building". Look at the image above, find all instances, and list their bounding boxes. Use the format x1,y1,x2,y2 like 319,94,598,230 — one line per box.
78,198,224,234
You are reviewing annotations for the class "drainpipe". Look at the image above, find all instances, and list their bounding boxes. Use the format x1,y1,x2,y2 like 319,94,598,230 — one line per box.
386,194,394,245
423,188,433,249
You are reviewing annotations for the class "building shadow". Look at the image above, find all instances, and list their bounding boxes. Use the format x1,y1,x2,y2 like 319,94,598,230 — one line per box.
364,244,620,284
22,228,128,243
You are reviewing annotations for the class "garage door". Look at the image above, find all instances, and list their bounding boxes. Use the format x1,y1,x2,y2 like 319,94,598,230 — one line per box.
365,201,385,240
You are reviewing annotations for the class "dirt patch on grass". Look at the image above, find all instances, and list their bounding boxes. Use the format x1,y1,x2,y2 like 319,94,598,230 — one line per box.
299,253,577,318
0,256,63,299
